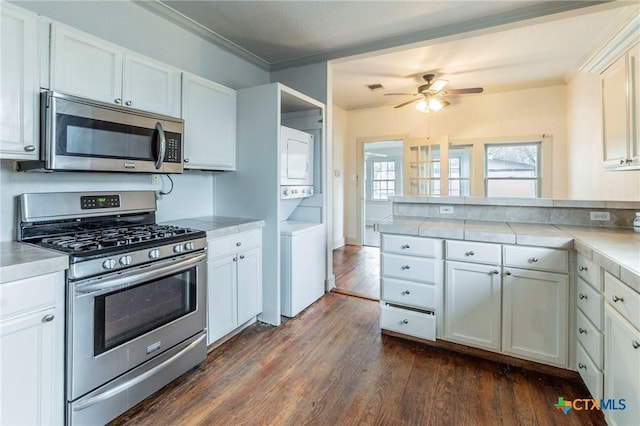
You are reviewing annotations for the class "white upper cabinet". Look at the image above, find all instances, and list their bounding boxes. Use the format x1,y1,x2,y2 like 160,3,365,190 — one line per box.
601,42,640,170
51,24,181,117
0,3,39,159
181,73,236,170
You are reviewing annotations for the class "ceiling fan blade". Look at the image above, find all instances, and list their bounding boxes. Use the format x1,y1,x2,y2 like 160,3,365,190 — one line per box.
443,87,483,95
394,98,421,108
384,93,419,96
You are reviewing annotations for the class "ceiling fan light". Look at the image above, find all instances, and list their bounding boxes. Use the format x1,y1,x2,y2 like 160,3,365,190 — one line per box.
429,97,443,111
415,100,429,113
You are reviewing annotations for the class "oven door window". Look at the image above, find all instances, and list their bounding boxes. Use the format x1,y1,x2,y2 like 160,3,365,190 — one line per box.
56,113,158,161
93,267,196,355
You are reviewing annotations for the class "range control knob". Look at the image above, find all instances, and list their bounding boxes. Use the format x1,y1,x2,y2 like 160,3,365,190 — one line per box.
184,242,194,251
148,249,160,259
283,188,290,196
173,244,184,253
102,259,116,270
119,255,132,266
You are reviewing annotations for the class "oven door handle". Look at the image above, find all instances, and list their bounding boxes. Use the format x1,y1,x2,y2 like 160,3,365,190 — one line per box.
72,332,206,412
75,252,206,296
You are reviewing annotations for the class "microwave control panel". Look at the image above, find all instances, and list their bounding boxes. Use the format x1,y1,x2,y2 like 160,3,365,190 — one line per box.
165,137,181,163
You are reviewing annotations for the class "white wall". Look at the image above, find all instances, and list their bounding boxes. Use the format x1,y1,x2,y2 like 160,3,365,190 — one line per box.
332,105,347,248
1,1,269,242
566,73,640,200
344,84,569,243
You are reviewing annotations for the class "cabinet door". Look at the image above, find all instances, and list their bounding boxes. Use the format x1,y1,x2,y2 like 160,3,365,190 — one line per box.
502,268,568,367
51,24,123,105
237,247,262,325
604,305,640,426
182,73,236,170
207,256,237,344
0,4,38,159
601,54,629,168
122,54,181,116
0,307,61,425
629,42,640,166
444,261,501,351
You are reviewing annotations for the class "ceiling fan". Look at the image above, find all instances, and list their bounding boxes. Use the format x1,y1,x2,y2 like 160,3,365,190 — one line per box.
386,73,483,112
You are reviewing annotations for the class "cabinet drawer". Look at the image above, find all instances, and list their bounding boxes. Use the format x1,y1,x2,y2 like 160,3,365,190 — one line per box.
577,277,603,329
380,302,436,341
577,309,603,368
381,278,437,311
576,254,602,291
208,229,261,259
446,240,501,265
0,273,59,319
576,342,603,402
382,234,441,258
381,253,440,283
604,272,640,330
503,245,568,273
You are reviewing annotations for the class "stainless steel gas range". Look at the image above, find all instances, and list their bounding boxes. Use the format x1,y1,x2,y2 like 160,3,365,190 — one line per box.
17,191,207,425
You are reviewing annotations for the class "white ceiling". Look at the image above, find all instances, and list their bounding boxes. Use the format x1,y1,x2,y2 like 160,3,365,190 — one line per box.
144,1,640,110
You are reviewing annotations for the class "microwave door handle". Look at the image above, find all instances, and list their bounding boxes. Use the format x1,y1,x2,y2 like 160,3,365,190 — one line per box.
155,121,166,170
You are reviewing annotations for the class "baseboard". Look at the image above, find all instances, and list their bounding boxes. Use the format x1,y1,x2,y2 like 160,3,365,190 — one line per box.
333,238,345,249
345,236,359,245
207,317,257,352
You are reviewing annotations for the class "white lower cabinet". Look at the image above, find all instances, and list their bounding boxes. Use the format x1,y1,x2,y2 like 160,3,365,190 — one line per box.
207,230,262,345
502,267,568,367
444,261,501,351
0,271,65,425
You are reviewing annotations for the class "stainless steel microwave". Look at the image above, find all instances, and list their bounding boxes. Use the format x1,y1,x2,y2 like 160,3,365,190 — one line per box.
19,91,183,173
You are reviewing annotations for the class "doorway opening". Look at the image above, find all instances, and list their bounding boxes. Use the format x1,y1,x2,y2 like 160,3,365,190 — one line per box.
362,140,403,247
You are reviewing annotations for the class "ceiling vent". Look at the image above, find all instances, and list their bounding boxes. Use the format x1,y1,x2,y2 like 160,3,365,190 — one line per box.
365,83,384,91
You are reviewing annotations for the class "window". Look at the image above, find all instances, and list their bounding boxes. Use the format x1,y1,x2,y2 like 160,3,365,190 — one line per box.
448,146,471,196
485,142,540,197
408,144,440,195
372,160,396,200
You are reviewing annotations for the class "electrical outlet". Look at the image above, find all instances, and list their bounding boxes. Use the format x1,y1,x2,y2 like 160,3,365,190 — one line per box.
440,206,454,215
590,211,610,221
151,174,161,185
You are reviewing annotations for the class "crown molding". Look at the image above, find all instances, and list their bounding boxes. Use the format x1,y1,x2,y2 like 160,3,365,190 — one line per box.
133,0,270,71
580,11,640,73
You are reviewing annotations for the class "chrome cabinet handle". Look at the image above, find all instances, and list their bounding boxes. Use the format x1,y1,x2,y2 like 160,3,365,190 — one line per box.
184,158,190,163
402,290,411,295
505,271,512,276
125,100,132,106
401,244,410,249
578,293,587,300
620,159,626,164
578,265,587,272
401,265,410,270
402,319,409,324
633,341,640,349
612,295,624,303
115,98,122,104
42,314,54,323
239,255,245,260
24,145,36,152
578,363,587,370
490,270,499,275
236,242,242,247
233,257,237,262
529,257,539,263
578,327,587,334
465,251,474,256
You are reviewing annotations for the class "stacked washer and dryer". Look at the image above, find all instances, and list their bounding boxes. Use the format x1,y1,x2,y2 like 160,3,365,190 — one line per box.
279,126,326,317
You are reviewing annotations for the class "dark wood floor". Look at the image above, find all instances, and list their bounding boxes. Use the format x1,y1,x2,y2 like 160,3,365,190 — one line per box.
332,244,380,300
112,290,605,426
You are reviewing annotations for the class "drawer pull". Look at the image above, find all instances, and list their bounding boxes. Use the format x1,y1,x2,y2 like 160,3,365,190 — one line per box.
465,251,474,256
505,271,512,276
612,295,624,303
633,341,640,349
402,290,411,295
578,363,587,370
239,255,245,260
401,244,410,249
578,327,587,334
236,242,242,247
233,257,237,262
401,319,409,325
578,265,587,272
578,293,587,300
401,265,411,270
42,314,55,323
490,270,499,275
529,257,539,263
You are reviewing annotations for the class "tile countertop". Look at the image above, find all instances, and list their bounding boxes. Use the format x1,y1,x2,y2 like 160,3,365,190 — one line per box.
0,242,68,284
162,216,265,239
377,216,640,292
